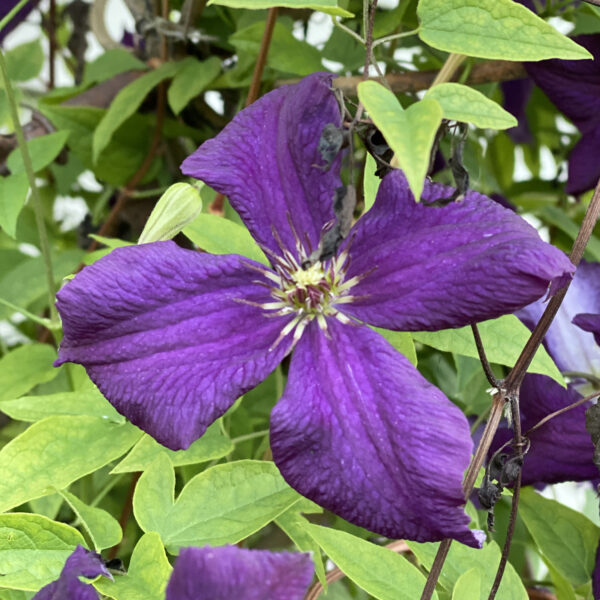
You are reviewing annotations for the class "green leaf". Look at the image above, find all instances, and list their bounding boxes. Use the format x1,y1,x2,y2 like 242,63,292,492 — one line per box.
4,40,44,82
183,213,268,265
0,513,85,591
357,81,442,201
7,131,70,174
418,0,592,61
0,344,59,403
425,83,517,129
167,56,221,115
407,539,527,599
547,562,577,600
0,388,124,423
519,487,600,587
230,22,322,76
207,0,353,17
0,416,142,512
133,457,301,553
92,61,181,161
276,502,326,587
84,48,147,84
412,314,565,386
0,172,28,238
58,490,122,551
452,568,481,600
363,153,380,213
372,327,417,365
95,533,172,600
139,183,203,243
307,525,436,600
0,590,34,600
111,422,233,473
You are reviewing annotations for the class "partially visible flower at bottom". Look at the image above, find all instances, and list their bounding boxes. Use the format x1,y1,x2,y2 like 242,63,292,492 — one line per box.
32,545,111,600
55,73,575,548
165,546,313,600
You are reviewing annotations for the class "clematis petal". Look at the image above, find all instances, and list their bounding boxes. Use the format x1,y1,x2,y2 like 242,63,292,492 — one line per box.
566,125,600,196
56,241,293,450
165,546,313,600
270,319,484,547
490,375,596,486
517,260,600,375
501,78,534,144
33,545,111,600
573,313,600,346
340,171,574,332
180,73,341,259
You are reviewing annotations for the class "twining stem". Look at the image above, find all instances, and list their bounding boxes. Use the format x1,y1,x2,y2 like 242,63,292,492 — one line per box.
0,49,59,326
372,27,420,48
471,323,501,388
431,53,466,87
210,7,279,215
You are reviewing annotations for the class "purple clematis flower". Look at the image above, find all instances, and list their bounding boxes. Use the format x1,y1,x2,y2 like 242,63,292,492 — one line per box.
525,34,600,195
0,0,37,44
165,546,313,600
32,545,111,600
55,73,575,546
492,261,600,486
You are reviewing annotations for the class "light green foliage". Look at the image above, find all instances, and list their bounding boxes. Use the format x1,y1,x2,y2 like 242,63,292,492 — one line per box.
0,344,59,403
183,213,268,264
95,533,172,600
207,0,353,17
0,416,142,511
425,83,517,129
275,499,326,586
519,488,600,587
0,513,85,591
452,568,482,599
168,56,221,115
112,422,233,473
358,81,442,201
407,539,528,599
0,172,28,238
83,48,147,84
307,524,436,600
418,0,592,61
413,314,565,386
363,153,380,212
133,456,301,553
0,388,124,422
4,40,44,82
371,328,417,365
58,490,122,551
139,183,203,243
92,61,181,161
7,131,70,174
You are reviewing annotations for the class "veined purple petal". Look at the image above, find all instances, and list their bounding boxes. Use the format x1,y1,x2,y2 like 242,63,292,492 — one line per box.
566,124,600,196
33,545,111,600
518,261,600,375
340,171,574,332
573,313,600,346
491,375,596,486
181,73,341,260
56,241,293,450
271,319,484,547
165,546,313,600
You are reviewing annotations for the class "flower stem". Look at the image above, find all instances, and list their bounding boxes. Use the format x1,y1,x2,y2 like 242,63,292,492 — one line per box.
0,49,59,327
431,53,466,87
372,27,420,48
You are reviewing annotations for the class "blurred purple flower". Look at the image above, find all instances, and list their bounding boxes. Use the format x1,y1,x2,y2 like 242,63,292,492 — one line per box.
500,78,534,145
55,73,574,546
32,546,111,600
0,0,36,44
165,546,313,600
492,261,600,486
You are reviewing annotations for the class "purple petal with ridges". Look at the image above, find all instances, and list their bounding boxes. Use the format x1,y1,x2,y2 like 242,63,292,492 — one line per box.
33,545,111,600
165,546,313,600
573,313,600,346
56,241,293,450
490,374,596,486
594,543,600,600
518,260,600,375
180,73,341,260
271,319,484,547
340,171,574,332
566,125,600,195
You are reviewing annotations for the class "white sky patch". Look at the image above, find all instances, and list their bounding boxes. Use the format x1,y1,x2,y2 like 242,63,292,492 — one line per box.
54,195,89,231
541,481,600,525
204,91,224,115
0,321,30,347
393,46,421,68
78,170,103,193
513,146,533,182
556,114,578,135
547,15,574,36
18,243,41,257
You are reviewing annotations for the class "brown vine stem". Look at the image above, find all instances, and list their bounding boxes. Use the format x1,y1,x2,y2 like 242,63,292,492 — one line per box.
421,177,600,600
304,540,409,600
209,7,279,216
